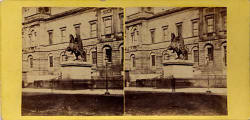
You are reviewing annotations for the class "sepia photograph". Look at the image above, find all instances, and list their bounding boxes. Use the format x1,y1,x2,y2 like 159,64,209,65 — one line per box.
2,0,250,119
22,7,124,116
21,6,228,116
124,7,227,115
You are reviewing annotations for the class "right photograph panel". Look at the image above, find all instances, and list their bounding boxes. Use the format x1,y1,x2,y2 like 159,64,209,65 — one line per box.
124,7,227,116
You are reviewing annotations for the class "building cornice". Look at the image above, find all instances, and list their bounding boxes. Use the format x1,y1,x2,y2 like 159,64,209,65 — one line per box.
126,7,193,24
23,7,95,25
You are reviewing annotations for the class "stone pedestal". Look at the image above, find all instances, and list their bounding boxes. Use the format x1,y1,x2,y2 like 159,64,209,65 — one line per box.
162,60,194,79
60,61,92,80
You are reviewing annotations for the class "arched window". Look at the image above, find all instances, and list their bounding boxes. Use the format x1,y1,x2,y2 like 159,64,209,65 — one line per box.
150,53,156,67
90,48,97,64
28,55,33,68
192,46,199,63
103,45,112,64
205,44,214,62
130,54,136,68
48,54,54,67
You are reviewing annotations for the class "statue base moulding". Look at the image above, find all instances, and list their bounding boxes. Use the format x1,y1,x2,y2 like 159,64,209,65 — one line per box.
60,61,92,80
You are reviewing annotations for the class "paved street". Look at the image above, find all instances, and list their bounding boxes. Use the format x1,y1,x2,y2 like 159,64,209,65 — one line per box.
23,87,227,96
23,88,123,96
125,87,227,95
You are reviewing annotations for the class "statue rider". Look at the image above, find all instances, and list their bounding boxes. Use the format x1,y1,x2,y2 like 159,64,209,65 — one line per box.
167,33,188,60
66,34,85,61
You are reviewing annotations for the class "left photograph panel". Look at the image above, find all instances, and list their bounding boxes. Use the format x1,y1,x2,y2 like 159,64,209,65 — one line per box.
22,7,124,116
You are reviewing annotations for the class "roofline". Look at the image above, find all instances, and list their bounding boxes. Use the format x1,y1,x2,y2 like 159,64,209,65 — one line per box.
22,7,101,25
125,7,195,24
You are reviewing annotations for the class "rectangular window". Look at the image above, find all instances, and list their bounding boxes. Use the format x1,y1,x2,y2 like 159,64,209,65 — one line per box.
150,29,155,43
206,16,214,34
104,17,112,35
162,26,168,41
222,12,227,31
60,29,66,42
131,33,134,43
92,51,97,64
120,14,124,32
176,23,182,37
193,50,199,63
90,23,97,37
49,56,53,67
74,24,81,36
28,34,32,46
207,47,214,61
151,55,155,66
48,31,53,45
192,21,199,37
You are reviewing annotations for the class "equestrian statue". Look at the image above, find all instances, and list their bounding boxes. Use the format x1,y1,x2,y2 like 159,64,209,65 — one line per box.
66,34,86,61
167,33,188,60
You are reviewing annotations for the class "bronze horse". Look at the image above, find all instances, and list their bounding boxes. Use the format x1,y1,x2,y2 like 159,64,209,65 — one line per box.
66,34,86,61
167,33,188,60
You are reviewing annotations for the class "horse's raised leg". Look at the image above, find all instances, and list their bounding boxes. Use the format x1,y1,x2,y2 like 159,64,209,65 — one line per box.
74,53,79,60
176,54,180,59
75,57,79,60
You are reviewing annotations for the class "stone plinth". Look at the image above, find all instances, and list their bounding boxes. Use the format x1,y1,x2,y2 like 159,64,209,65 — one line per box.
162,60,194,79
60,61,92,80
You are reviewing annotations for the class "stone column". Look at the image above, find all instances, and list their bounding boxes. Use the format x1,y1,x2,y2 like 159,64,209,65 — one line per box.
97,8,102,42
112,8,118,38
199,8,204,40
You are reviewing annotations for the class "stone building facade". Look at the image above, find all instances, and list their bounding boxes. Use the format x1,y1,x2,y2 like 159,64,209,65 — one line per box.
125,7,227,87
22,7,124,83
